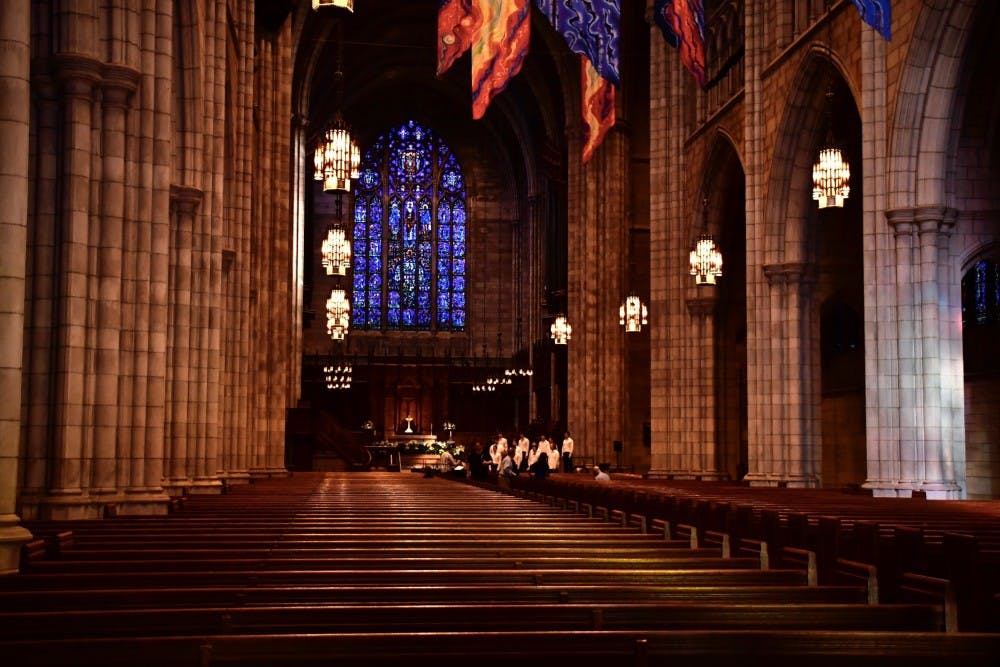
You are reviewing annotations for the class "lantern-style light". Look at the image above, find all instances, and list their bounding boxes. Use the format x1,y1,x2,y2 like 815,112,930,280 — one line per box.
689,234,723,286
550,315,572,345
321,227,351,276
619,295,649,332
313,114,360,193
312,0,354,12
326,289,350,340
812,90,850,209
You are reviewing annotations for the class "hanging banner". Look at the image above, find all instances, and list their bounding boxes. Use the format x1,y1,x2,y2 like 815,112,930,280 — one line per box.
534,0,620,85
581,55,615,163
470,0,531,119
849,0,891,40
653,0,706,88
437,0,484,75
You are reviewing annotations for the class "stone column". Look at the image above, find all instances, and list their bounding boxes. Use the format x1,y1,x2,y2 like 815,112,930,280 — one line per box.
165,184,201,494
886,209,917,495
46,53,103,516
91,65,139,499
687,295,724,479
914,206,961,499
0,0,34,573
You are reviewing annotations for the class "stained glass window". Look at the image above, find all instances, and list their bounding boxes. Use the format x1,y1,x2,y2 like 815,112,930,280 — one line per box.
352,120,467,331
962,259,1000,328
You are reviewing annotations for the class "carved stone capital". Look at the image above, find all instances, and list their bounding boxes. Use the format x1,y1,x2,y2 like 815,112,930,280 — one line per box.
763,262,814,286
685,295,716,318
101,63,140,107
169,184,204,216
49,53,103,96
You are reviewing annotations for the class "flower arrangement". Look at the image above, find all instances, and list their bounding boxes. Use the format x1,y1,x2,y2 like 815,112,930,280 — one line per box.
378,440,464,456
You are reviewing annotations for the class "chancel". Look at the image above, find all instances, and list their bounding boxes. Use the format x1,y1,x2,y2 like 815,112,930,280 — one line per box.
1,0,999,662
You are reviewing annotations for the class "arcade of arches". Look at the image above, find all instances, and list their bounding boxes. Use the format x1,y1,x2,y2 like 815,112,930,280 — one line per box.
0,0,998,572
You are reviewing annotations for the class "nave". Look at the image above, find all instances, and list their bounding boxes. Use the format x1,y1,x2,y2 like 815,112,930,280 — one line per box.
4,473,1000,665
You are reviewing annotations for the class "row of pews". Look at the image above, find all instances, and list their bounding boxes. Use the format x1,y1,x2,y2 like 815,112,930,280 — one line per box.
4,472,999,665
497,474,1000,633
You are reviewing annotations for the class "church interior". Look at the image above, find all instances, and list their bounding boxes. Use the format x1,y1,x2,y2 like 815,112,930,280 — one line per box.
1,0,1000,662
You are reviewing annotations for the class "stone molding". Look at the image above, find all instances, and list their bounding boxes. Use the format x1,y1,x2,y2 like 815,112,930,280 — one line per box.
762,261,814,285
169,184,205,216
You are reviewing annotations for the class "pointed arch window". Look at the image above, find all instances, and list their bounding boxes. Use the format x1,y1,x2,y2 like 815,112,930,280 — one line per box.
352,120,467,331
962,259,1000,328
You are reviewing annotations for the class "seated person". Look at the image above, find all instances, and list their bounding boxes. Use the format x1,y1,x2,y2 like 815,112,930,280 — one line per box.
593,464,611,482
438,447,460,475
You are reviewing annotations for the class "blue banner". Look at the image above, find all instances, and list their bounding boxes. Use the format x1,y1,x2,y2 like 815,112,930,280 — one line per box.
850,0,891,40
534,0,620,85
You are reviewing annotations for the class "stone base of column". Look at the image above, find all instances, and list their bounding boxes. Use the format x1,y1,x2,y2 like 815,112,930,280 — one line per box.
744,472,818,488
118,490,171,516
161,478,193,496
644,468,693,479
248,467,271,479
0,516,33,575
265,466,290,478
19,492,103,520
920,481,963,500
187,477,224,494
221,471,252,486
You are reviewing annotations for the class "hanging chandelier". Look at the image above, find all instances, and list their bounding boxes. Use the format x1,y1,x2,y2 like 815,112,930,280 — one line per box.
812,90,850,209
312,0,354,11
326,288,350,340
619,294,649,332
324,364,352,390
321,226,351,276
550,315,572,345
504,367,533,377
690,234,722,286
812,145,850,208
313,114,360,193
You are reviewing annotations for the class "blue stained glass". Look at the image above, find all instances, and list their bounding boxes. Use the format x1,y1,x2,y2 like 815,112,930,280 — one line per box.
353,274,366,291
352,310,364,326
388,201,401,234
350,119,466,332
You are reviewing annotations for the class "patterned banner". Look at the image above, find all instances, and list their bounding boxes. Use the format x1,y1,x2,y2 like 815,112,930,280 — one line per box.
581,55,615,163
470,0,531,119
534,0,620,85
850,0,891,40
437,0,484,75
653,0,706,88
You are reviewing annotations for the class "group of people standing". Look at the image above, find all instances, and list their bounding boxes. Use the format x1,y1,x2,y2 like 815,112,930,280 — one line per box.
461,431,574,480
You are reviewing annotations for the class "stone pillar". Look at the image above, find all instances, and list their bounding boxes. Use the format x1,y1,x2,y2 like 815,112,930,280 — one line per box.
0,0,34,573
91,65,139,499
165,185,201,494
686,295,724,479
749,262,819,488
46,53,103,516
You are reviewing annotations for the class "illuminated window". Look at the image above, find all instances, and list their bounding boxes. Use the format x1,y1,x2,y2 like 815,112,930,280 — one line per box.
962,259,1000,328
352,120,466,331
